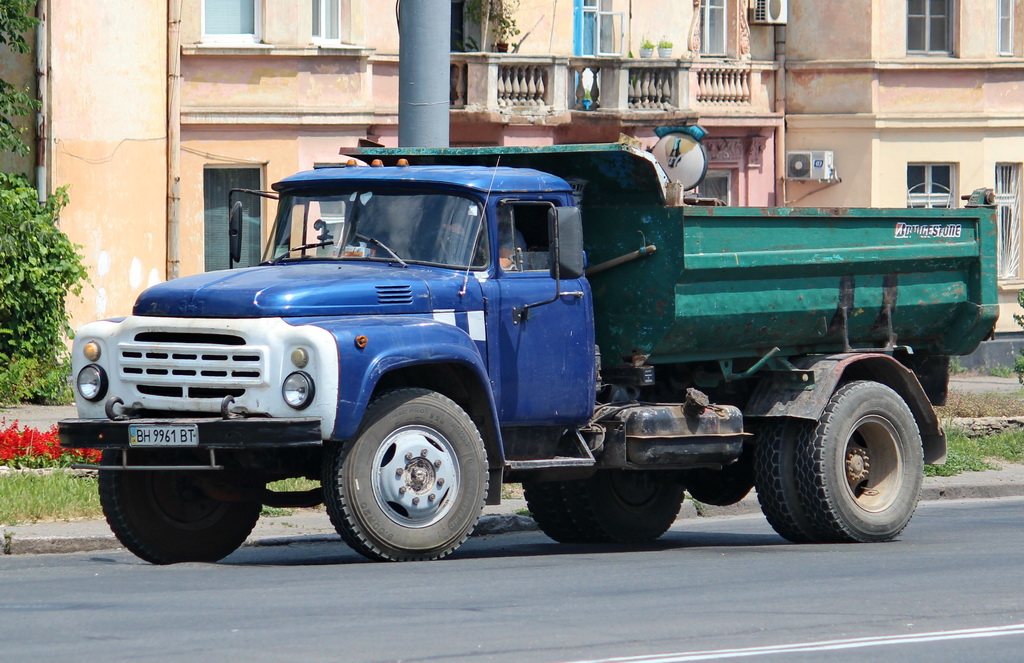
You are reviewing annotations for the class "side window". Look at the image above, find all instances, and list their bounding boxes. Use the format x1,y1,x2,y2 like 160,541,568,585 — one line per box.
204,0,259,44
204,167,262,270
996,163,1022,279
498,202,552,273
700,0,727,57
907,0,951,55
906,163,955,208
312,0,341,43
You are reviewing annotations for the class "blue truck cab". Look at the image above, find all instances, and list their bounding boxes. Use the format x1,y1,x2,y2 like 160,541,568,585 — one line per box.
61,160,600,563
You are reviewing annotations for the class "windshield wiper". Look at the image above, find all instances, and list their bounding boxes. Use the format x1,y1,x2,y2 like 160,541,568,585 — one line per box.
355,234,407,267
271,239,335,265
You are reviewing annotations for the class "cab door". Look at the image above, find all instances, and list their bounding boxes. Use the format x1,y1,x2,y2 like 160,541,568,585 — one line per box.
484,200,594,425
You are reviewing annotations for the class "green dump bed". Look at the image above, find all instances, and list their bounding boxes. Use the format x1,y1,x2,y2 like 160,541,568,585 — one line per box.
353,142,1000,366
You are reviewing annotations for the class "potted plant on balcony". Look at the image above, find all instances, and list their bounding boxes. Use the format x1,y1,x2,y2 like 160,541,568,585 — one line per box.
657,38,673,58
639,36,655,58
466,0,521,53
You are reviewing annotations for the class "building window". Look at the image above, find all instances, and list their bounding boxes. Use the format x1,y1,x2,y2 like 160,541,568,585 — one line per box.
907,0,950,54
999,0,1014,55
204,0,258,43
996,164,1022,279
907,164,954,208
312,0,340,42
697,170,732,204
700,0,726,56
204,168,262,271
576,0,624,56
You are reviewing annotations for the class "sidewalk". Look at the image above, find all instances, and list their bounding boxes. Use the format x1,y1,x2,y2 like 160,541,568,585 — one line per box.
3,378,1024,556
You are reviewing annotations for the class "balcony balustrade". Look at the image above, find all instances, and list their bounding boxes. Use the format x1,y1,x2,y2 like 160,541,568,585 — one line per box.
448,54,774,118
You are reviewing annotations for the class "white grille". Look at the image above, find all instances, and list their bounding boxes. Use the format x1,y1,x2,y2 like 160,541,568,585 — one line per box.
118,341,267,399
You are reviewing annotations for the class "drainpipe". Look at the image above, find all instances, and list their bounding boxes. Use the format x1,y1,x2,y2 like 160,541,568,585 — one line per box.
774,25,787,206
35,1,47,204
167,1,181,280
397,0,451,147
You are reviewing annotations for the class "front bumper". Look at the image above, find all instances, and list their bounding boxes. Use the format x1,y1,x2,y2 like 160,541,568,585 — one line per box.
59,417,323,450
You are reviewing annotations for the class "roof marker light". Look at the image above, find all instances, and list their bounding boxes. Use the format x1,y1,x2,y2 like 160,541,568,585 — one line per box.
397,158,409,167
371,159,384,167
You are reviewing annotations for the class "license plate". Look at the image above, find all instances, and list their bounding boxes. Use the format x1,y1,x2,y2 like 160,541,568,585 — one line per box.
129,424,199,447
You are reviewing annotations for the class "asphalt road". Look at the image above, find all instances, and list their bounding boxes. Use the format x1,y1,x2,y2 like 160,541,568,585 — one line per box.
2,498,1023,663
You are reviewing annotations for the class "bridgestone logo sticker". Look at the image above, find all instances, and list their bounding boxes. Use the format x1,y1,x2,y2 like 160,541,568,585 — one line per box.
894,223,962,239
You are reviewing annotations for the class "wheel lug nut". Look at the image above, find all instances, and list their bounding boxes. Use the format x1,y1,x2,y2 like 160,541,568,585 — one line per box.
412,497,420,505
437,478,444,486
434,459,442,468
405,453,413,460
395,468,403,477
420,448,428,457
428,494,436,502
399,486,407,494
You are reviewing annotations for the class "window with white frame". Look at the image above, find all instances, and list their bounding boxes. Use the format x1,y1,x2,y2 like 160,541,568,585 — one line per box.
577,0,624,56
697,170,732,204
204,0,259,43
907,164,955,208
907,0,951,54
999,0,1014,55
313,0,341,42
204,167,263,271
996,163,1022,279
700,0,726,56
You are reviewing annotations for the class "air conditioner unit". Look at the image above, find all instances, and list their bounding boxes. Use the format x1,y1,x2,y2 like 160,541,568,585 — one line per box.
786,150,835,181
750,0,788,25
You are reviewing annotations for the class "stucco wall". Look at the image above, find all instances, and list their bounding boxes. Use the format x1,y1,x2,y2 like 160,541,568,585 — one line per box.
48,2,167,328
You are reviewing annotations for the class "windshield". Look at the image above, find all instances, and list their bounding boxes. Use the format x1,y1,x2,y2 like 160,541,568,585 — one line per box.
263,189,488,269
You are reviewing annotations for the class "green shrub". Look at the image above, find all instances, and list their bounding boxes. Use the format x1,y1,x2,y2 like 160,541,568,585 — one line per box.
0,173,86,404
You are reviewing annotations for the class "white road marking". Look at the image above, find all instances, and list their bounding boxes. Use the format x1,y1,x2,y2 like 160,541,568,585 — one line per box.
563,624,1024,663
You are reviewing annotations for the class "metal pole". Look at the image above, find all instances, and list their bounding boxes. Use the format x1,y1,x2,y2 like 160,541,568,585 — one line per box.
398,0,450,147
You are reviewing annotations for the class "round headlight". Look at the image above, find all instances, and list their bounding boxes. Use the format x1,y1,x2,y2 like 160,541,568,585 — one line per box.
77,365,108,402
282,371,315,409
82,341,101,362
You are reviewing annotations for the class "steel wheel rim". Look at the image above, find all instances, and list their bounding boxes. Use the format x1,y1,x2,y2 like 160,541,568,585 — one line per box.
146,473,227,529
369,425,460,528
840,414,903,513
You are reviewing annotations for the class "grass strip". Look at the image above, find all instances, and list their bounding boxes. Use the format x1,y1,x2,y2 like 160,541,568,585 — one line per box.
0,472,101,525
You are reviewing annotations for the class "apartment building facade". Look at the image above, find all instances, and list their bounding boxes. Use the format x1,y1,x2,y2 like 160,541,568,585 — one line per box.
2,0,1023,335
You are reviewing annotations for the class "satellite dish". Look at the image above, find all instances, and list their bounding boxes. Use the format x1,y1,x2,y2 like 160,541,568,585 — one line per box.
651,131,708,191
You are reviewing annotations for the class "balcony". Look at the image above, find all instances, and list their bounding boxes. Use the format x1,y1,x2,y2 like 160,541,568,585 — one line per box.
449,54,776,119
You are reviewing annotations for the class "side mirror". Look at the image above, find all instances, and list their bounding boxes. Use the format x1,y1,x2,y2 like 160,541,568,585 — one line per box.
228,201,244,267
549,206,584,280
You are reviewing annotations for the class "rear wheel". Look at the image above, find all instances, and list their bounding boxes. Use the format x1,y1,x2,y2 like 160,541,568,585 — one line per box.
522,480,591,543
559,470,684,543
99,452,261,564
796,381,923,542
753,418,819,543
683,454,754,507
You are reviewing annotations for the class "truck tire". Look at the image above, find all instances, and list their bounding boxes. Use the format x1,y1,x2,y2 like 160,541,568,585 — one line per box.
682,454,754,506
98,452,261,564
796,381,923,543
558,470,684,543
753,418,819,543
522,480,591,543
323,388,488,561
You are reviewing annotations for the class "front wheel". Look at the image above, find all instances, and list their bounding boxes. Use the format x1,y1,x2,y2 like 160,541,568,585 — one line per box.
796,381,924,543
323,389,488,561
99,452,261,564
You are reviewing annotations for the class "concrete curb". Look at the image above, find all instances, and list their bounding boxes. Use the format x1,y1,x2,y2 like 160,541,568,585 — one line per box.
5,469,1023,555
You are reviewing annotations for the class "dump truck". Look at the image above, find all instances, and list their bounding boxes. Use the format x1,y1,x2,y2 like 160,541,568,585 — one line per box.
59,138,999,563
